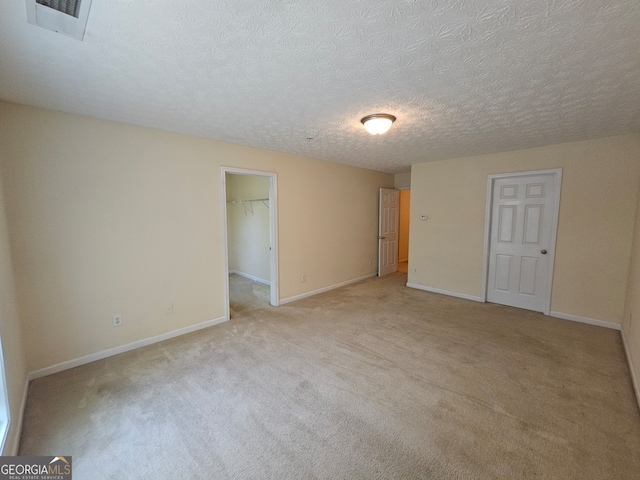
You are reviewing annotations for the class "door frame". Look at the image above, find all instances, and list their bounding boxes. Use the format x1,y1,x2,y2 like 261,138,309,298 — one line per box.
480,168,562,315
378,188,400,276
221,167,279,320
397,188,410,264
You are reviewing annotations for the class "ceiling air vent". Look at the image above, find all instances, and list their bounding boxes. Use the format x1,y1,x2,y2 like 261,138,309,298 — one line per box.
26,0,92,40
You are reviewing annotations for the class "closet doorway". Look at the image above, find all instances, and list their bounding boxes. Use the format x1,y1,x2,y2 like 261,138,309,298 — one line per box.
377,188,410,276
221,167,278,319
398,189,410,273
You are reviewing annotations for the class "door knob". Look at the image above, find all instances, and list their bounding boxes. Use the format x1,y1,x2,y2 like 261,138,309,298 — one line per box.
541,249,547,255
378,236,386,240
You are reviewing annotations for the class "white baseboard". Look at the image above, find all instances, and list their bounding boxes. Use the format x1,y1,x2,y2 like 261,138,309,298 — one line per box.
406,283,483,303
280,274,376,305
404,285,622,331
549,311,621,330
229,270,270,286
621,328,640,412
28,316,228,381
1,376,29,455
6,377,29,455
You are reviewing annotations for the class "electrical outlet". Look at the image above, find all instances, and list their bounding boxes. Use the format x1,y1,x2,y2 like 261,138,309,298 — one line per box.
368,258,372,266
166,303,174,315
413,268,417,273
301,273,306,282
112,314,123,327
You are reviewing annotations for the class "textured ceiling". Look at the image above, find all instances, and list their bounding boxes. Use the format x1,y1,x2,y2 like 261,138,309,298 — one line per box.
1,0,640,173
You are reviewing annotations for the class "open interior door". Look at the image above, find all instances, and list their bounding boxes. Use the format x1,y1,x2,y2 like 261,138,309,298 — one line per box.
378,188,399,276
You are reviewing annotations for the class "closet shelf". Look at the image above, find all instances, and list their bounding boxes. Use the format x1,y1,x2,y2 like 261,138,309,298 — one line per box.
227,198,269,215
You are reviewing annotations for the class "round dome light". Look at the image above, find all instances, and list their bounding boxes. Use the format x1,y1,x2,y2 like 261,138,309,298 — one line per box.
361,114,396,135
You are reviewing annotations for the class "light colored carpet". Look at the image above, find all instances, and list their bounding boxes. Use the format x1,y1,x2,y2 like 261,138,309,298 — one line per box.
19,273,640,479
229,273,270,317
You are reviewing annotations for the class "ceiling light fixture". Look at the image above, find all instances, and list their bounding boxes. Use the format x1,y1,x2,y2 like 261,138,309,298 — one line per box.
361,114,396,135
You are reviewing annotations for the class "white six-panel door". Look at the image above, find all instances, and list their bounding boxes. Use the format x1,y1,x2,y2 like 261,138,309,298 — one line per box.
378,188,399,277
487,172,560,312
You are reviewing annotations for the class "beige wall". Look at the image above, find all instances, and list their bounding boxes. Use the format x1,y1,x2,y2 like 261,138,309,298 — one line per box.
394,172,411,189
409,134,640,325
623,177,640,408
0,101,393,372
226,174,270,283
398,190,410,263
0,166,27,454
